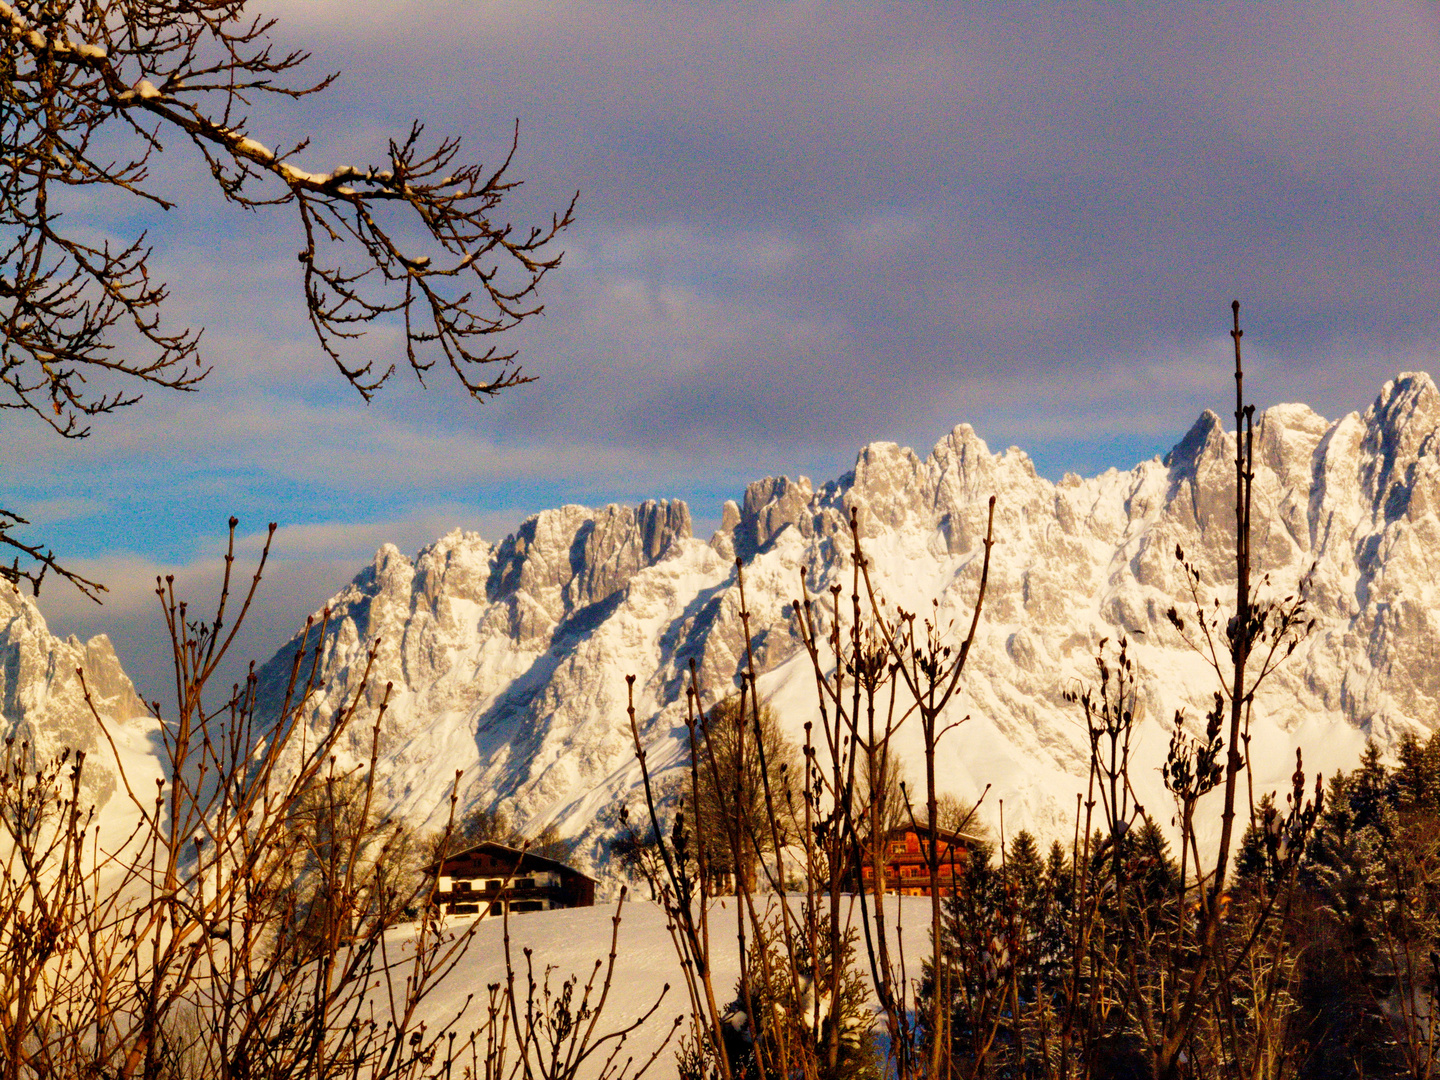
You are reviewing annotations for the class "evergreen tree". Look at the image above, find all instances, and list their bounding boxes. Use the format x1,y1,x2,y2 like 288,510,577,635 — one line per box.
1235,792,1278,892
1003,831,1049,1002
1039,840,1074,992
1299,744,1440,1078
1005,830,1045,901
1349,739,1393,834
730,903,882,1080
1394,730,1440,815
918,840,1014,1075
1130,816,1179,905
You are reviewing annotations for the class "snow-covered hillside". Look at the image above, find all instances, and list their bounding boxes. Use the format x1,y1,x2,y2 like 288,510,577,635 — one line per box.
384,894,929,1080
250,374,1440,867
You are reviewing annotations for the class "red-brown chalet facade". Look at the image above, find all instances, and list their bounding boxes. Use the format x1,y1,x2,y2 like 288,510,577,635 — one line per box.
423,841,596,916
856,823,980,896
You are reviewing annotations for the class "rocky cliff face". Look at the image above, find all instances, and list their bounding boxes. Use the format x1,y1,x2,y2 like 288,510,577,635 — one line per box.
252,375,1440,869
0,583,152,811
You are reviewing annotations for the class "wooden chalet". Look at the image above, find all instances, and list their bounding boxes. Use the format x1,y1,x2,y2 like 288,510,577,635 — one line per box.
854,822,981,897
423,841,596,916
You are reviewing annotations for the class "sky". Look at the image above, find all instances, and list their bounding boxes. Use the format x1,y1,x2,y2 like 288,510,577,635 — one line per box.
16,0,1440,708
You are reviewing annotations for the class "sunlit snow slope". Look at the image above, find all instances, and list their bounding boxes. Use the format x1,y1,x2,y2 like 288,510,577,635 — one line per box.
252,375,1440,868
385,893,930,1079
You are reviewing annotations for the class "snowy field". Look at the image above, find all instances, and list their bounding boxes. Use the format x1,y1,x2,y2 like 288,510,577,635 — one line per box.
380,893,932,1079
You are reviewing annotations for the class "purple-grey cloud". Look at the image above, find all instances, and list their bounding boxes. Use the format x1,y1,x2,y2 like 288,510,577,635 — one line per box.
16,0,1440,680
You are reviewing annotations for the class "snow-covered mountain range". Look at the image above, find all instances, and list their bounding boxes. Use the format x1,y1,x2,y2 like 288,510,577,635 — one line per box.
235,374,1440,871
6,375,1436,867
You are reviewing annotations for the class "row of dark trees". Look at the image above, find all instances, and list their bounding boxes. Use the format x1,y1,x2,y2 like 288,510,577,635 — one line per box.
1297,734,1440,1077
910,731,1440,1080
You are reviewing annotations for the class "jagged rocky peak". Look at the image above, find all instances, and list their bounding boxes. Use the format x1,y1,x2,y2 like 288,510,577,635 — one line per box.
488,499,692,632
0,583,149,809
845,440,928,536
1163,409,1225,477
251,500,696,733
412,529,495,613
724,475,817,562
1359,372,1440,517
927,422,1007,501
1122,401,1334,592
1367,371,1439,455
715,424,1024,563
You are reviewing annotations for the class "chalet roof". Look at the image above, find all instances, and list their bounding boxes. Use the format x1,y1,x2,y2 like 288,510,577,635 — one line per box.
885,821,985,847
421,840,594,883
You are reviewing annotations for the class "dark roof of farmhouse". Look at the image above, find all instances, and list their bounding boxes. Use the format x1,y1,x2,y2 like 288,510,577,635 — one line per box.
420,840,593,881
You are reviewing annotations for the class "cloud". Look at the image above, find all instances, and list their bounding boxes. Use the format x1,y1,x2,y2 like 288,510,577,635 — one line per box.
14,0,1440,684
10,496,107,526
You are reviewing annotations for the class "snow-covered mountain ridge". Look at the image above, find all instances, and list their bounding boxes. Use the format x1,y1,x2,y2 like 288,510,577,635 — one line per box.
0,582,153,813
252,374,1440,868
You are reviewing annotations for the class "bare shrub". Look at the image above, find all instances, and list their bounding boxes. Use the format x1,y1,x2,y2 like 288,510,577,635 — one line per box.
0,520,666,1080
628,494,997,1080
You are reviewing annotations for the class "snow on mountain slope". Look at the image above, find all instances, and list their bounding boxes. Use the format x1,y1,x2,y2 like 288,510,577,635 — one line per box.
252,375,1440,867
0,581,157,818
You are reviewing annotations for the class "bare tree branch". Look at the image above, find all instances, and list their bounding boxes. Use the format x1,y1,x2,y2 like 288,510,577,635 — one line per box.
0,0,574,592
